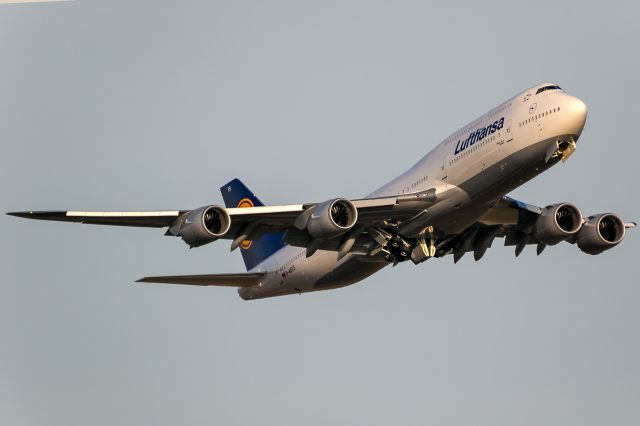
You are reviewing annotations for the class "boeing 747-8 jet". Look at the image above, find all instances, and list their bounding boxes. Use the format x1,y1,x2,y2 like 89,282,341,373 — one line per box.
9,83,635,299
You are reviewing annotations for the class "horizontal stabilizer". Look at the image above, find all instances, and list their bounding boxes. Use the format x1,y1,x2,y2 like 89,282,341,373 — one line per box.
135,272,265,287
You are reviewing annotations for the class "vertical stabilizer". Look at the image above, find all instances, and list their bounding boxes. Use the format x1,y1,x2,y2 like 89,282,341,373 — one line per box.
220,179,286,271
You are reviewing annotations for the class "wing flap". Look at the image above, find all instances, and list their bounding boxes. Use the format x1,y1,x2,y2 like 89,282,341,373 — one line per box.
135,272,265,287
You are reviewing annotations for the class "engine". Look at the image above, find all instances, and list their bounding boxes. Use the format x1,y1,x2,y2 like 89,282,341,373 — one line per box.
306,198,358,239
533,203,583,245
577,213,626,255
176,205,231,248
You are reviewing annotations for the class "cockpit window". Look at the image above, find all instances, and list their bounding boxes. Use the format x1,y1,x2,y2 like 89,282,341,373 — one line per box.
536,85,562,95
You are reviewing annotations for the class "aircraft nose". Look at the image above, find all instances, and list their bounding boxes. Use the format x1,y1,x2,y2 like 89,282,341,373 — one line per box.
565,96,587,137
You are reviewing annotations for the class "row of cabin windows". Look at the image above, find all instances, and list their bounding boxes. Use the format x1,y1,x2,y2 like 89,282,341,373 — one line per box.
407,176,428,192
445,119,484,145
448,135,496,166
518,106,560,127
280,251,304,272
489,102,512,117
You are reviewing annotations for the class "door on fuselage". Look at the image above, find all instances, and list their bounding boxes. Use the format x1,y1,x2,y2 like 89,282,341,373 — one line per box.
439,154,448,188
505,119,513,143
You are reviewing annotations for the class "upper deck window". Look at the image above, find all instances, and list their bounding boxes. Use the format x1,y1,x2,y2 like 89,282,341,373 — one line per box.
536,85,562,95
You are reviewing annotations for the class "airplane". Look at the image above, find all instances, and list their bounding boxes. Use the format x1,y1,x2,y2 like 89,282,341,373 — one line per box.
8,82,636,300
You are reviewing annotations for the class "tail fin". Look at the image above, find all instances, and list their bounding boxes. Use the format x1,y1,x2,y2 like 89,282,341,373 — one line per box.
220,178,286,271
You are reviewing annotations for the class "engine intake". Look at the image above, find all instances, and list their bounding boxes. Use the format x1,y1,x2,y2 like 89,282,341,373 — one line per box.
577,213,625,255
533,203,583,245
177,205,231,248
306,198,358,240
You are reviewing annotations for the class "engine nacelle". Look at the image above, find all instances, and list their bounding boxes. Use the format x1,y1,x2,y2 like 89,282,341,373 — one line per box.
533,203,583,245
177,205,231,248
577,213,625,255
306,198,358,240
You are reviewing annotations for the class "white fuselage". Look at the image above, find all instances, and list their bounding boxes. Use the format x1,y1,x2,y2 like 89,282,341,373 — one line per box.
239,83,588,300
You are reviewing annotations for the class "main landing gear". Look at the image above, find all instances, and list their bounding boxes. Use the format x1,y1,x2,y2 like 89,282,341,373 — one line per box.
381,227,437,265
383,235,413,263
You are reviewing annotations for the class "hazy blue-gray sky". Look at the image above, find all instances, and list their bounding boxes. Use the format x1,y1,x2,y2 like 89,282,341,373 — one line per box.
2,1,639,425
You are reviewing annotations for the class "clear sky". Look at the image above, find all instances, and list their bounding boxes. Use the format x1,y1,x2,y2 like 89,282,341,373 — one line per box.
1,1,639,425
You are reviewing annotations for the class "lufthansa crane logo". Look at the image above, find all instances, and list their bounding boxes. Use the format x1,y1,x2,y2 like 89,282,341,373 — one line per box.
237,198,254,250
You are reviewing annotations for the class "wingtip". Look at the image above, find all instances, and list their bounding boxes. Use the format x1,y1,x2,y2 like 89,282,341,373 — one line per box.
5,211,68,220
6,211,31,218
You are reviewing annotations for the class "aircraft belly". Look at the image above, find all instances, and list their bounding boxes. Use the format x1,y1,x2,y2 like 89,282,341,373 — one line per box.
238,251,387,300
314,256,388,290
238,250,337,299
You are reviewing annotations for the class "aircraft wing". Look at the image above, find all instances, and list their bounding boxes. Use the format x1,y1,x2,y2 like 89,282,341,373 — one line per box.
8,190,635,262
438,195,636,262
6,187,439,252
6,192,431,227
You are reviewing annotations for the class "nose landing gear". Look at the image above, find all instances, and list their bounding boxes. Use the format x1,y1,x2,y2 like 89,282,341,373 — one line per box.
545,137,577,163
